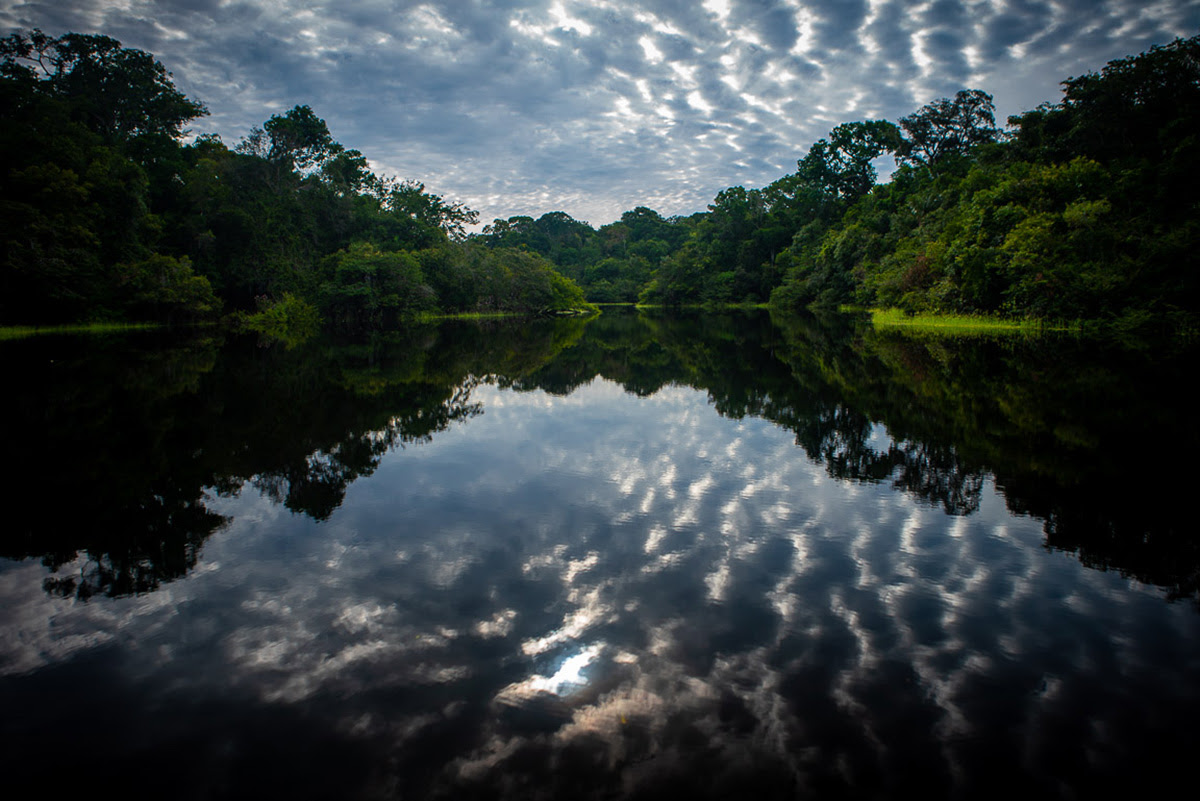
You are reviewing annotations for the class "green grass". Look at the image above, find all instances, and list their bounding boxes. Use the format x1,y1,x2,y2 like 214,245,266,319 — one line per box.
0,321,160,340
413,310,523,322
866,308,1078,336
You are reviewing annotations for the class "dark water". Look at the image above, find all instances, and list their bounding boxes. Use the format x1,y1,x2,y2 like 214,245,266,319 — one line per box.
1,310,1198,799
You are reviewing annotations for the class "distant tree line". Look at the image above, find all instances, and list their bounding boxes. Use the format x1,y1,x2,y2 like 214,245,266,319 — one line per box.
475,36,1200,328
476,206,700,303
0,29,592,327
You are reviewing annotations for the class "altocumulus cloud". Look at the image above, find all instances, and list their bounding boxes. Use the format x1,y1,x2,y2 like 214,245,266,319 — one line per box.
2,0,1196,226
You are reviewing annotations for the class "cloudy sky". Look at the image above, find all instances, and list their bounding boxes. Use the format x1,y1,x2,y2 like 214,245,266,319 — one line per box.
2,1,1197,227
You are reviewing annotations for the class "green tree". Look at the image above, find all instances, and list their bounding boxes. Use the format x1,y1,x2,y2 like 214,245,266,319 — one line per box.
0,29,206,144
385,179,479,242
320,242,435,327
797,120,903,202
1,30,207,322
897,89,998,173
114,253,221,321
241,104,341,172
1009,35,1200,168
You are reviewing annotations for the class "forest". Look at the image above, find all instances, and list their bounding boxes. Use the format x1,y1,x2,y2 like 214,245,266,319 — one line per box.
0,30,592,329
1,30,1197,330
479,35,1200,329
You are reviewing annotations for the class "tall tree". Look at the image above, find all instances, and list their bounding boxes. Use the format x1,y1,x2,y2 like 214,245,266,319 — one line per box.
0,29,214,322
897,89,998,173
797,120,903,202
0,29,206,144
386,179,479,242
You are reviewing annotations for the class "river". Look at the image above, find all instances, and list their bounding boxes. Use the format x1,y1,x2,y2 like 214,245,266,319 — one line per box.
1,309,1196,798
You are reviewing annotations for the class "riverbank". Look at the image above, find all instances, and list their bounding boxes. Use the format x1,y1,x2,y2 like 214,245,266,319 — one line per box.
0,322,162,341
866,308,1080,336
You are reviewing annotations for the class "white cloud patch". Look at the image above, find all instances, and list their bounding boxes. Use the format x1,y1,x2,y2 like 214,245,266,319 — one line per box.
0,0,1196,225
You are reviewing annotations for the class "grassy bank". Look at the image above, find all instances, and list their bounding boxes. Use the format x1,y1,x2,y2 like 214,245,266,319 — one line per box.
0,321,161,341
866,308,1079,336
413,310,524,322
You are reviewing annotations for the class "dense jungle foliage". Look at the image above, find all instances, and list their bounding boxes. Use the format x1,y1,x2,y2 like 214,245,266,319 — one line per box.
477,36,1200,328
2,31,1196,329
0,30,592,328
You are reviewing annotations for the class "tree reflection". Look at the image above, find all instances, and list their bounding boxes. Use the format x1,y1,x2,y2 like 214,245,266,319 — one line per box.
0,319,582,597
2,332,229,598
41,496,225,600
514,309,1199,603
245,379,487,520
3,310,1197,603
890,441,983,516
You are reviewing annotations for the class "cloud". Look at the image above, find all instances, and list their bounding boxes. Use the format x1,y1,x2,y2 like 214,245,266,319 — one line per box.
803,0,870,53
1,0,1196,226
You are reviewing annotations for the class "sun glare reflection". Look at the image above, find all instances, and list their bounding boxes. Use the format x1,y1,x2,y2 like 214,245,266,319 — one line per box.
528,643,603,695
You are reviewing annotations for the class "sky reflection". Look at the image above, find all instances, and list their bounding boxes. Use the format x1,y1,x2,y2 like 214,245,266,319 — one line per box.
1,374,1198,798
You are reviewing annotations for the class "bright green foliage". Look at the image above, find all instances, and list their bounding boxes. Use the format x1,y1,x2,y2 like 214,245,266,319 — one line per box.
478,207,691,303
767,36,1200,328
776,154,1139,318
868,308,1065,336
605,37,1195,324
320,243,435,327
634,122,904,307
2,28,1196,328
454,244,594,314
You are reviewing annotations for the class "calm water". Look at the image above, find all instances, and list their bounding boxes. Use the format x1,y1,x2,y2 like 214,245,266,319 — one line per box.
1,310,1197,799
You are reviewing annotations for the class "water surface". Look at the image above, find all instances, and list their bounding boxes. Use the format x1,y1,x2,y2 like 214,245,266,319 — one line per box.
1,310,1197,798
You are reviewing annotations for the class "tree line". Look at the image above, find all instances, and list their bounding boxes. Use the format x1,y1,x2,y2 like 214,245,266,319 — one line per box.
0,30,592,328
475,36,1200,329
3,30,1196,328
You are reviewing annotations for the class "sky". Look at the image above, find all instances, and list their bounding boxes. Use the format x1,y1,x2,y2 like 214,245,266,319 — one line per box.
2,1,1197,228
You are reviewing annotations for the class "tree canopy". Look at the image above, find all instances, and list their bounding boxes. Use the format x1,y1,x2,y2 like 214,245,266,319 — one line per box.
896,89,999,172
0,29,592,328
1,29,207,142
476,35,1198,329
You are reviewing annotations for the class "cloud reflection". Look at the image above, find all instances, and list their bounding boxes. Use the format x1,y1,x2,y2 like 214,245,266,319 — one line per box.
1,377,1197,797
